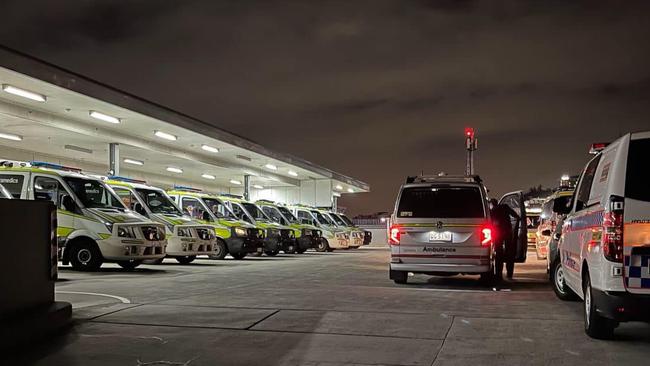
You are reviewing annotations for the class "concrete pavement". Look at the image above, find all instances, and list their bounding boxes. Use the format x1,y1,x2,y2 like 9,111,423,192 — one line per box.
3,247,649,365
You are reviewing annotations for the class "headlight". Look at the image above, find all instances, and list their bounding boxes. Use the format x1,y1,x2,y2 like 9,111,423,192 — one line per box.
196,228,213,240
104,222,114,233
234,227,247,237
302,229,312,236
117,226,136,238
177,228,191,237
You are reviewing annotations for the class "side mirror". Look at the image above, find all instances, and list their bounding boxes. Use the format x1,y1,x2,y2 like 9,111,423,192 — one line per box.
541,229,552,236
202,211,212,222
133,202,146,216
61,195,77,213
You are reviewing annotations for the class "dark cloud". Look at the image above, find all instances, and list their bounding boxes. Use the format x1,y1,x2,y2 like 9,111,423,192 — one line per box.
1,0,650,215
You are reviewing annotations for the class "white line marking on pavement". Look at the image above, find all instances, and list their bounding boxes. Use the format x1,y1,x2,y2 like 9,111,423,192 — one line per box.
56,291,131,304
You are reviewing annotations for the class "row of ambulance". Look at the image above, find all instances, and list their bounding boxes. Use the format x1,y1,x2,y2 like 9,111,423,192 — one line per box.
533,132,650,339
0,160,370,271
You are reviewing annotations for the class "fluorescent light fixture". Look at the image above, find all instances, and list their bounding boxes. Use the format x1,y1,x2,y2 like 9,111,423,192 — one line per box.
123,158,144,166
287,170,298,177
154,130,177,141
0,132,23,141
347,188,354,193
2,84,46,102
265,163,277,170
335,185,343,190
89,111,120,124
201,173,216,180
253,185,264,189
64,144,93,154
230,179,242,185
333,192,341,197
201,144,219,153
166,166,183,174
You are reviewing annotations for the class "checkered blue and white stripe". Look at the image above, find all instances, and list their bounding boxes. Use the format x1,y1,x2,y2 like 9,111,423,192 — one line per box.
625,255,650,289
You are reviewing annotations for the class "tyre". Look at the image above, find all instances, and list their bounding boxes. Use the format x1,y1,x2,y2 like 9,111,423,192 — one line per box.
583,272,617,339
175,255,196,264
209,239,228,260
296,248,307,254
391,270,408,284
231,252,247,260
349,246,360,249
117,260,142,270
315,239,330,253
284,243,297,254
69,240,103,271
551,259,578,301
265,250,279,256
479,271,495,285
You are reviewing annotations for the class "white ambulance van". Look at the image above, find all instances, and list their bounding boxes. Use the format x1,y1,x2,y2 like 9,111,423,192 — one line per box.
0,161,166,271
106,177,217,264
555,133,650,338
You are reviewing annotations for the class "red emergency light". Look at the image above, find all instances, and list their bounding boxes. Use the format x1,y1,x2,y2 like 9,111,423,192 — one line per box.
589,142,609,155
464,127,475,139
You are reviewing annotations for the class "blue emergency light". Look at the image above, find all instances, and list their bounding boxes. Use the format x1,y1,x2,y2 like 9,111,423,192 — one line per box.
108,176,147,184
31,161,82,173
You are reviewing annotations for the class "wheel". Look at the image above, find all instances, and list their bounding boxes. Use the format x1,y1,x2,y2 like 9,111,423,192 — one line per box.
284,243,297,254
583,272,617,339
479,271,495,285
315,239,330,253
480,247,500,285
175,255,196,264
349,246,360,249
117,260,142,270
209,239,228,260
151,258,165,265
231,252,247,260
296,248,307,254
69,240,103,271
551,259,578,301
265,250,279,256
390,270,407,284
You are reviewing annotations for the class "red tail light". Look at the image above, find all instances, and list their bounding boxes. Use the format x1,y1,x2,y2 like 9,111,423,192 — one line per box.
480,226,493,247
389,225,401,245
602,196,624,263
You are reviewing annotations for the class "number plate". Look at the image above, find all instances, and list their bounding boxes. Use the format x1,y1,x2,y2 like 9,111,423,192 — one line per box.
429,231,452,242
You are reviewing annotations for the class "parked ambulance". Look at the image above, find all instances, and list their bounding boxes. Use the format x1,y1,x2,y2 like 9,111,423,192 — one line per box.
0,161,166,271
167,188,264,260
554,135,650,338
256,200,322,253
287,205,350,252
106,177,217,264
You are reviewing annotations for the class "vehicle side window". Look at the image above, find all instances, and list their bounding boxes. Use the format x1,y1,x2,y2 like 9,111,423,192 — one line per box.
0,174,26,198
112,187,137,210
181,197,205,220
297,210,309,220
589,148,614,204
575,155,601,211
33,176,68,210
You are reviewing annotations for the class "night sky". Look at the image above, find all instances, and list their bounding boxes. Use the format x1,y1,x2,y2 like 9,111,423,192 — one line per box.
1,1,649,215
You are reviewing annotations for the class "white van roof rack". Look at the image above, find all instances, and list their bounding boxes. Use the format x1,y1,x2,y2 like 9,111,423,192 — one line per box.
406,174,483,184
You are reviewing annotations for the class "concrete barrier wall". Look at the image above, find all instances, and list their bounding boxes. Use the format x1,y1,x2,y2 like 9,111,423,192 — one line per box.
0,199,55,316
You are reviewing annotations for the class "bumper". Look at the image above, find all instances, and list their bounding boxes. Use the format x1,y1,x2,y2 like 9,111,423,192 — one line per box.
328,237,349,249
390,262,490,274
592,289,650,322
226,236,263,254
100,238,166,261
165,237,215,257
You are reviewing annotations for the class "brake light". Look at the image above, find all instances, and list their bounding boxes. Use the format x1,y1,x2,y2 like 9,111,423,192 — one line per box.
389,225,401,245
481,226,493,247
602,196,624,263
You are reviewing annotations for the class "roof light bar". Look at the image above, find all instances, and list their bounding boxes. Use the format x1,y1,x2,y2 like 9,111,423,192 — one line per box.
265,164,277,170
166,166,183,174
123,158,144,166
201,173,216,180
108,176,147,184
89,111,120,124
230,179,242,185
201,144,219,153
2,84,46,102
0,132,23,141
31,161,82,173
288,170,298,177
155,131,177,141
172,185,203,192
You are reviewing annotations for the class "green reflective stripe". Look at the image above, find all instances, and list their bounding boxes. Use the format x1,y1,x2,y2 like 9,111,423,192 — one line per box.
57,209,100,223
57,227,74,237
98,233,112,240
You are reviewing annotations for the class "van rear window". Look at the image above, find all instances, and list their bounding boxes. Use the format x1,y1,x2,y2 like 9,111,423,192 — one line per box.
626,138,650,202
397,186,485,218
